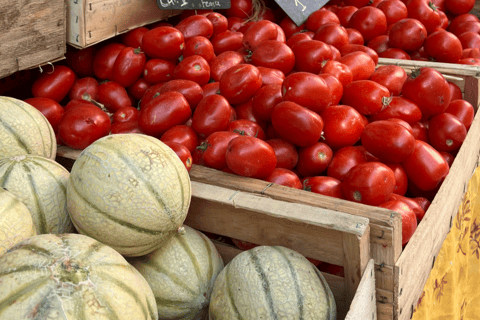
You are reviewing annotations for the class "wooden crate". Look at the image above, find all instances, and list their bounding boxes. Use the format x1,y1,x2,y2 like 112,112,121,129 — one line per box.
67,0,181,48
55,62,480,319
0,0,66,80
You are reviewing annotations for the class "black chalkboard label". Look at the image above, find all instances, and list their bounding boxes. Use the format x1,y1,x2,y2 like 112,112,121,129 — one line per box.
157,0,231,10
273,0,330,26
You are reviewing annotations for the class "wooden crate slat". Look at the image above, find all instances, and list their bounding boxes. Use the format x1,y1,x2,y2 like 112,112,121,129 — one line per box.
345,259,377,320
343,231,371,304
378,58,480,77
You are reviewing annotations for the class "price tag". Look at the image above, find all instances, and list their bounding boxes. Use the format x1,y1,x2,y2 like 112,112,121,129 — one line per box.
157,0,231,10
273,0,330,26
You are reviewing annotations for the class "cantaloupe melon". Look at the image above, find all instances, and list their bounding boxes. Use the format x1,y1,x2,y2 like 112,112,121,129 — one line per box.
0,96,56,159
67,133,192,257
0,188,36,255
0,155,74,234
131,225,224,320
0,233,158,319
209,245,337,320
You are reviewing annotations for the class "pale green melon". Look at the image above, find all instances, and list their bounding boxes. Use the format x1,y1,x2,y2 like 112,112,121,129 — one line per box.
0,96,56,159
209,246,337,320
67,133,192,257
0,188,36,255
0,154,74,234
0,233,158,319
131,225,224,320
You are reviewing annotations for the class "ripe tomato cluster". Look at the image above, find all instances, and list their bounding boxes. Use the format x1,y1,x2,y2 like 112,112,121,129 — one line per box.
24,0,476,247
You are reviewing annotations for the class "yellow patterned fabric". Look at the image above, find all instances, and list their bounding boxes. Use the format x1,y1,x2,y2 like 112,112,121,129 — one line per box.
412,167,480,320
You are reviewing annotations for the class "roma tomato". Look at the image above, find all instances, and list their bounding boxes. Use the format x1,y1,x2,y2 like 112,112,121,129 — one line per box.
92,43,126,80
250,40,296,75
57,104,111,150
111,47,147,88
174,55,211,87
411,121,429,142
401,140,449,191
219,64,262,105
143,59,176,85
406,0,442,35
388,193,426,222
227,119,266,140
160,124,199,152
305,9,341,32
66,46,95,78
342,80,390,116
368,96,422,124
242,20,278,50
376,0,408,25
423,30,463,63
163,141,193,172
156,79,204,111
31,65,76,103
339,44,379,65
346,28,364,45
378,48,411,60
445,99,475,130
318,73,343,107
175,15,214,41
368,65,407,96
378,200,417,246
235,100,267,129
211,31,244,55
68,77,99,101
197,131,240,170
263,168,303,189
265,138,299,170
24,97,64,132
257,67,285,87
445,0,475,16
388,18,427,52
282,72,331,114
183,36,216,64
210,50,245,82
361,120,416,163
112,106,139,124
327,146,367,181
337,51,376,81
279,16,306,39
385,163,408,196
223,0,253,19
251,84,283,121
138,91,192,137
231,238,258,250
440,151,455,167
320,60,353,87
142,26,185,60
225,135,277,179
97,81,132,112
291,40,333,74
206,12,229,36
367,34,390,54
427,113,467,152
121,26,149,48
320,105,366,150
191,94,233,138
128,78,151,101
302,176,344,199
110,121,142,135
202,81,221,98
296,142,333,177
286,32,314,48
342,162,396,206
271,101,324,147
313,23,349,49
336,6,358,26
348,6,387,43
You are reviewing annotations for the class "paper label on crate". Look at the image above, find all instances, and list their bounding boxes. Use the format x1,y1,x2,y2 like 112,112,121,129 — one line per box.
273,0,330,26
157,0,231,9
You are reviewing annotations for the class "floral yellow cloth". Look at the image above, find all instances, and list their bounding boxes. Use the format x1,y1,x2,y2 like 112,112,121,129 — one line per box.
412,167,480,320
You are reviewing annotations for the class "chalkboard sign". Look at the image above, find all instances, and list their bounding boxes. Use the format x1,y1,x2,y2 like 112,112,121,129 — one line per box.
157,0,231,10
273,0,330,26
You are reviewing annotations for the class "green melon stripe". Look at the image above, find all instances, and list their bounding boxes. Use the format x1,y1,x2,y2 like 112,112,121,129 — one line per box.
175,234,205,293
22,162,47,233
95,271,149,319
143,255,198,296
68,179,163,236
273,247,304,320
75,240,105,262
0,264,44,277
154,296,198,310
200,233,214,287
249,251,278,320
13,244,52,258
313,267,336,320
28,160,67,193
146,296,157,320
0,276,50,317
226,263,243,320
82,292,120,320
0,118,31,154
86,142,176,225
0,161,17,189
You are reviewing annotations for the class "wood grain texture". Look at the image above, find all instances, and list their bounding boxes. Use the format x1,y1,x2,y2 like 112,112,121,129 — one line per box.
346,259,377,320
0,0,66,79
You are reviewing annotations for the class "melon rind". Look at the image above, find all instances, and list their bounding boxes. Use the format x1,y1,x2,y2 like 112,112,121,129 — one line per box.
209,245,337,320
0,96,56,159
131,225,224,320
0,154,74,235
67,133,192,257
0,233,159,320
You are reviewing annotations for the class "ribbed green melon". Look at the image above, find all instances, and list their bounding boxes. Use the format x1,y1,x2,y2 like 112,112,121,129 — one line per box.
131,225,224,320
0,154,74,234
0,233,158,319
0,96,56,159
0,188,36,255
67,133,192,257
209,246,337,320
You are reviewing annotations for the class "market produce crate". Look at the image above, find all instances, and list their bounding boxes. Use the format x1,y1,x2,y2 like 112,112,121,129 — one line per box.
0,0,66,79
67,0,181,48
55,62,480,320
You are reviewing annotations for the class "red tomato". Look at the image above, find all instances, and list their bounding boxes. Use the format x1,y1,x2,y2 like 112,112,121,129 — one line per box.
192,95,233,138
342,80,390,116
413,196,431,214
337,6,358,26
445,0,475,15
68,77,99,101
367,34,390,54
121,27,149,48
302,176,344,199
279,16,306,39
210,51,245,82
138,91,192,137
457,32,480,50
24,97,64,132
93,43,126,81
378,200,417,246
406,0,442,35
361,120,416,163
57,104,111,150
401,140,449,191
271,101,324,147
110,121,142,135
388,18,427,52
225,135,277,179
339,44,379,65
369,65,407,96
282,72,331,114
337,51,376,81
257,67,285,87
112,106,139,124
444,99,475,130
128,78,151,101
211,31,244,55
385,163,408,196
296,142,333,177
251,84,283,121
286,32,314,48
423,30,463,63
142,26,185,60
327,146,367,181
97,81,132,113
439,151,455,167
202,82,220,98
318,73,343,107
263,168,302,189
156,80,204,111
163,141,193,172
65,46,95,78
197,131,240,170
291,40,333,74
388,193,426,222
368,96,422,124
320,105,366,150
160,125,199,153
223,0,253,19
411,121,429,142
31,65,76,103
174,55,211,87
235,100,266,128
313,23,349,49
342,162,396,205
402,67,451,118
206,12,229,36
348,7,387,43
305,9,341,32
320,60,353,87
448,20,480,37
219,64,262,105
242,20,278,50
250,40,295,75
111,47,147,88
227,119,266,140
143,59,176,85
265,139,299,170
175,15,214,41
376,0,408,25
231,238,258,250
183,36,216,64
428,113,467,152
346,28,364,45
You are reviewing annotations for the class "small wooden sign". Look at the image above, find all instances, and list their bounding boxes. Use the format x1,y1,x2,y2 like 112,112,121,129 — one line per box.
157,0,231,10
273,0,330,26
